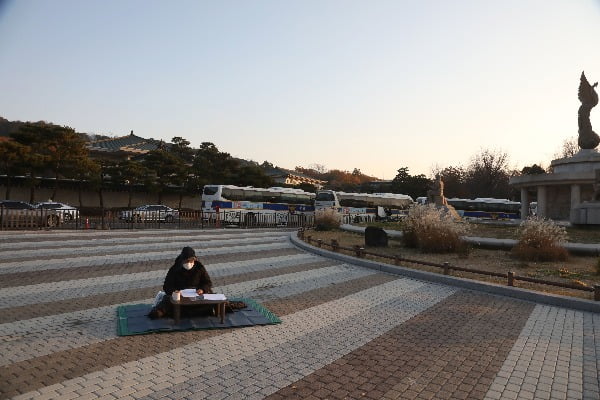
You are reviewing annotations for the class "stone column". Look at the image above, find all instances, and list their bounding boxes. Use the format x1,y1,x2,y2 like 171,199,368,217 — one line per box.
520,188,529,219
570,184,581,207
570,184,581,222
537,186,547,218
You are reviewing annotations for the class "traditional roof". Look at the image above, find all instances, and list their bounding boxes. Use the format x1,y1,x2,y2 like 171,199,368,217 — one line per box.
264,167,327,186
87,131,166,154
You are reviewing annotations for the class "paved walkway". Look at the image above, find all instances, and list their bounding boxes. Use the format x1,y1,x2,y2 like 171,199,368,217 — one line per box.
0,229,599,399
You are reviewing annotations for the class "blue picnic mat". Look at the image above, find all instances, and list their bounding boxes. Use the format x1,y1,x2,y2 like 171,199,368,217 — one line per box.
117,297,281,336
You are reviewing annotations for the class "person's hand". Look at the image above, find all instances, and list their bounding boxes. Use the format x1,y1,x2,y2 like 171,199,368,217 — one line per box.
196,289,204,295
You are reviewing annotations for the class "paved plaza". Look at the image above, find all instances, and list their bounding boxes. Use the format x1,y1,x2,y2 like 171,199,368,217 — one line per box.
0,228,599,400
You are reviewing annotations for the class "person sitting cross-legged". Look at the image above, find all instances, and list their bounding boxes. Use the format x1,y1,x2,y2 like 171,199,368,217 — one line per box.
148,246,213,319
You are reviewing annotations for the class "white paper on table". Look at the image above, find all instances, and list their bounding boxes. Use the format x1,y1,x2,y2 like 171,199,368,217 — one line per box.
180,289,198,298
202,294,227,301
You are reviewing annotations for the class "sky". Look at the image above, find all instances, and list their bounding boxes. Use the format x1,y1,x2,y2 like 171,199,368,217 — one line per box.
1,0,600,179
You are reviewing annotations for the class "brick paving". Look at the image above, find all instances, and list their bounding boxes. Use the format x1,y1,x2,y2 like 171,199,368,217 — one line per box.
266,291,534,400
1,231,288,262
0,248,302,288
0,229,599,400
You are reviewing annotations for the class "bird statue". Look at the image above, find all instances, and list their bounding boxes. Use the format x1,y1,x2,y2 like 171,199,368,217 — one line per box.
577,71,600,149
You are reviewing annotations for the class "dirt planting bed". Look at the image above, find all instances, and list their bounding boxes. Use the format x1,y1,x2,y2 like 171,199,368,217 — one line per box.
303,229,600,301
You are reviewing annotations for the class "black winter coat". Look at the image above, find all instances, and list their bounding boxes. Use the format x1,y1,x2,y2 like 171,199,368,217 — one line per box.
162,258,213,295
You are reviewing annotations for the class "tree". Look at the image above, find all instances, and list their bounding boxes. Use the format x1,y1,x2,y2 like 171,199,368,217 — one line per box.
295,183,317,193
191,142,240,188
431,166,467,198
143,149,187,204
44,125,90,199
235,164,274,187
108,160,149,207
390,167,431,200
322,169,356,191
170,136,195,163
521,164,546,175
309,163,327,174
261,161,275,169
553,136,579,159
11,123,53,202
0,116,24,137
71,157,100,208
171,136,190,148
464,149,512,199
10,122,90,201
94,159,118,214
294,166,325,181
0,140,30,199
319,168,377,191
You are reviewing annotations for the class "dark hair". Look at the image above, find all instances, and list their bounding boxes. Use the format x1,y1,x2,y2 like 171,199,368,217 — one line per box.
180,246,196,259
174,246,196,266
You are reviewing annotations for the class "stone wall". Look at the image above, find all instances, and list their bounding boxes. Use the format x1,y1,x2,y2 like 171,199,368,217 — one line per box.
542,184,595,220
545,185,571,220
0,185,201,210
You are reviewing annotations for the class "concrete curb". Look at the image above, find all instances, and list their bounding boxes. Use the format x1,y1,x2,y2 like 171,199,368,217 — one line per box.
340,224,600,256
290,231,600,313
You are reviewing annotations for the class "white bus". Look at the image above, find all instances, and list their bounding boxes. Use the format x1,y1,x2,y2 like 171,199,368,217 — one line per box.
201,184,315,226
314,190,414,223
446,197,521,220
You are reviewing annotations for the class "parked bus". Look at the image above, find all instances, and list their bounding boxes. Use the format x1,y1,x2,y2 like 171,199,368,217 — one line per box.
446,197,521,220
201,185,315,226
314,190,414,223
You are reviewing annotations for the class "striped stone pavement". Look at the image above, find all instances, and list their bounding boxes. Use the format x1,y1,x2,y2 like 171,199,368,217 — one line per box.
0,229,598,400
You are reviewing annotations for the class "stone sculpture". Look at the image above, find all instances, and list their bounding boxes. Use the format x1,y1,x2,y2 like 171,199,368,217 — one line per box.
578,71,600,149
427,175,448,207
426,176,461,220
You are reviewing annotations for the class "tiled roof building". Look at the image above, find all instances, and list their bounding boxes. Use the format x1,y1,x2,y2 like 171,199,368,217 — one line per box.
87,131,166,161
264,167,326,189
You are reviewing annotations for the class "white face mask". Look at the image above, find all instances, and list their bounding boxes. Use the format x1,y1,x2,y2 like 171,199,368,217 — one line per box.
183,262,194,270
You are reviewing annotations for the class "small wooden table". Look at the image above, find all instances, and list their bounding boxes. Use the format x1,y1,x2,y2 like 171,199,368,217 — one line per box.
170,296,227,325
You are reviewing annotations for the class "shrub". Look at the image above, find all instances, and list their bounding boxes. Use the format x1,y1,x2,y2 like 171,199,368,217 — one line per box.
314,208,341,231
401,204,468,253
512,217,568,262
595,258,600,275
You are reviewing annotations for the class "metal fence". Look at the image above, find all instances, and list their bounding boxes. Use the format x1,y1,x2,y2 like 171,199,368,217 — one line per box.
0,209,314,230
0,207,62,230
341,214,376,224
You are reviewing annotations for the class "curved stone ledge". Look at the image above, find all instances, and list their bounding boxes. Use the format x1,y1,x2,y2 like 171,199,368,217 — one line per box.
290,230,600,313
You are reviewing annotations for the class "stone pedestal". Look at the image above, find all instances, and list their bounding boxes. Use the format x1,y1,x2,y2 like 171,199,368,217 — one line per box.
443,205,461,221
510,149,600,223
572,202,600,225
551,149,600,173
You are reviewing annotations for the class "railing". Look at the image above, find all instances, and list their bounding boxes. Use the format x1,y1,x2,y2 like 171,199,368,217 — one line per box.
0,209,314,230
298,228,600,301
210,211,314,228
341,214,376,224
0,207,61,230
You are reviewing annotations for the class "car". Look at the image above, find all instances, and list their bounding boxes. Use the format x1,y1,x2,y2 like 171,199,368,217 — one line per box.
0,200,62,227
34,201,79,221
119,204,179,223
